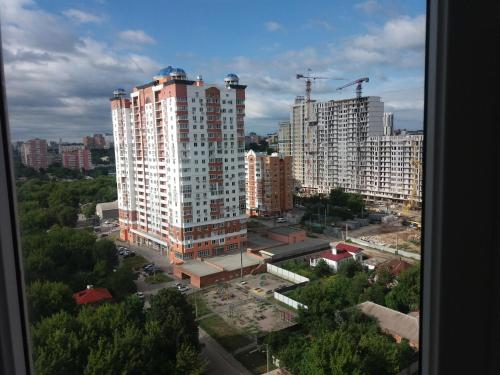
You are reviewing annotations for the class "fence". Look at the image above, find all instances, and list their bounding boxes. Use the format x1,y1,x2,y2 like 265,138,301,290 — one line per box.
348,237,421,261
274,290,308,310
267,263,310,284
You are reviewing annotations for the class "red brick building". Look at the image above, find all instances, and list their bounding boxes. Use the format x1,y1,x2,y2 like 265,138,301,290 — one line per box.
62,147,92,171
267,227,306,244
21,138,48,170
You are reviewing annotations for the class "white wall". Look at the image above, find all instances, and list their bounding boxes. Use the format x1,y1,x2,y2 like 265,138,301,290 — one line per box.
267,263,310,284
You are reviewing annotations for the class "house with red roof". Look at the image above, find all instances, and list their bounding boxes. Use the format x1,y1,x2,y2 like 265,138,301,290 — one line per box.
73,285,113,306
309,242,364,271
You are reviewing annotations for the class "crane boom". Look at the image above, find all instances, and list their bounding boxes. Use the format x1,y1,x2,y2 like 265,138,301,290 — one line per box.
336,77,370,98
296,70,344,101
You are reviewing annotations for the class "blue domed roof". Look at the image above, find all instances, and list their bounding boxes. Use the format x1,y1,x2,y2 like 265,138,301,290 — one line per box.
225,73,239,79
169,67,186,76
157,66,174,77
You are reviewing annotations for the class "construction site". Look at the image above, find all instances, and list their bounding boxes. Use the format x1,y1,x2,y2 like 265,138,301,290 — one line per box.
195,273,297,338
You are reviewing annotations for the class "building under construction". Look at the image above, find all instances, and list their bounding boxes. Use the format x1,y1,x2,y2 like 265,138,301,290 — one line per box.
286,95,423,205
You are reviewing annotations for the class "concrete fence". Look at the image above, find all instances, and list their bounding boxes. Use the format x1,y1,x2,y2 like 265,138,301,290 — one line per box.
348,237,421,261
274,290,308,310
267,263,310,284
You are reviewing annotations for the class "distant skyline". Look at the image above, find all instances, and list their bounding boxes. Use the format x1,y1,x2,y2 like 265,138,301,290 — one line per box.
1,0,425,142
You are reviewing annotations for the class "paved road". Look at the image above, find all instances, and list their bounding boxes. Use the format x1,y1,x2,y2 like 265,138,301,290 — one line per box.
199,328,252,375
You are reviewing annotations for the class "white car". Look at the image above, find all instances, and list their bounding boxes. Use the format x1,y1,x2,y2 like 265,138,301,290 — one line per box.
276,217,287,223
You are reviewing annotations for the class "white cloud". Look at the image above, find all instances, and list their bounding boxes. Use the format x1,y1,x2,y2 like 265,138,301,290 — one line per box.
118,29,156,45
1,0,160,141
265,21,284,32
355,0,382,14
63,9,103,24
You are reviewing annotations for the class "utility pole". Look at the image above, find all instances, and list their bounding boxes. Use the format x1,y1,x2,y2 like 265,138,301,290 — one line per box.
345,223,348,241
240,245,243,280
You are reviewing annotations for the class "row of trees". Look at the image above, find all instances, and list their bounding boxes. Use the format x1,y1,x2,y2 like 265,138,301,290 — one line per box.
32,290,205,375
265,261,420,374
298,187,366,224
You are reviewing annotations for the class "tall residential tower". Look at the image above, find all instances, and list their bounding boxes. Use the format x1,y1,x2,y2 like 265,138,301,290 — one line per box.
111,67,247,261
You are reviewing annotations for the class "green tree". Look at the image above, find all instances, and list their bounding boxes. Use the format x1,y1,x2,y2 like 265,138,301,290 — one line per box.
82,202,96,218
27,281,74,323
314,259,333,278
385,264,420,313
104,266,137,301
32,311,85,375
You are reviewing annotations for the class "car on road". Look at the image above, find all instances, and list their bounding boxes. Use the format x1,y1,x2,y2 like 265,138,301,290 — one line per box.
136,292,144,299
178,286,190,293
276,217,287,223
174,282,183,287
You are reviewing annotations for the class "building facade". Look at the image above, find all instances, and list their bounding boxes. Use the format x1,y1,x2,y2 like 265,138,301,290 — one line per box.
277,120,291,156
111,67,247,261
245,150,293,216
62,147,92,171
289,96,423,204
21,138,48,170
83,134,106,149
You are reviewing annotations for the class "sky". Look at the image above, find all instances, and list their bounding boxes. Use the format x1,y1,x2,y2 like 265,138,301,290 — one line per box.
0,0,426,142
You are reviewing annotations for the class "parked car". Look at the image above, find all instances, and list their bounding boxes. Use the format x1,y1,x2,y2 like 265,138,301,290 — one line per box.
136,292,145,301
174,282,183,287
276,217,287,223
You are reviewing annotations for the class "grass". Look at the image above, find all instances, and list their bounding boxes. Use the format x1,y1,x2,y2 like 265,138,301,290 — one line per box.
122,255,148,271
235,349,276,375
187,292,212,318
198,314,253,352
145,272,172,284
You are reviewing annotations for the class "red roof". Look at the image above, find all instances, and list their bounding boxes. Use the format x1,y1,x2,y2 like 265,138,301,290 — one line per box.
317,250,354,262
336,243,363,254
377,258,412,275
73,288,113,305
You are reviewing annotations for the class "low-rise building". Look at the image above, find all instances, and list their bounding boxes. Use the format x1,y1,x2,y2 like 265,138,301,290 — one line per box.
310,242,364,271
357,301,420,348
267,227,306,244
96,201,119,220
73,286,112,306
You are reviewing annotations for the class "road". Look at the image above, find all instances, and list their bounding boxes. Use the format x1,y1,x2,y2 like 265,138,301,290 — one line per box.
199,328,252,375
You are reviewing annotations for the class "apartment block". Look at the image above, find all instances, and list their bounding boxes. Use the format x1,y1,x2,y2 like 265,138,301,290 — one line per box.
277,120,291,156
83,134,106,149
21,138,48,170
289,96,423,204
245,150,293,216
62,147,92,171
111,67,247,261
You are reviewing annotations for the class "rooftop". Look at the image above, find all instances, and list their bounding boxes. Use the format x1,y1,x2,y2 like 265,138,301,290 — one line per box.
73,287,112,305
336,242,363,254
259,237,330,260
357,301,419,345
376,258,413,275
318,250,353,262
175,252,262,277
95,201,118,211
268,226,305,236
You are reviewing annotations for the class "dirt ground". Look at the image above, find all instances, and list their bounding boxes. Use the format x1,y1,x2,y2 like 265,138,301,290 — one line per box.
198,273,296,336
349,222,422,253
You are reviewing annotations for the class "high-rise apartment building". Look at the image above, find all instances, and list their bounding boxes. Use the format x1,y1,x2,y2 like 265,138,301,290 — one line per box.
245,150,293,216
62,147,92,171
277,120,291,156
289,96,423,204
111,67,247,260
383,112,394,136
83,134,106,149
21,138,48,170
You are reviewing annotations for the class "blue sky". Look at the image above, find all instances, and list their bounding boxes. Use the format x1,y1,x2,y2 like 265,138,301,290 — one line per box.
1,0,426,141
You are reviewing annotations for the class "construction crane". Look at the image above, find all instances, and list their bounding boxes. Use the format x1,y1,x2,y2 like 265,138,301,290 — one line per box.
296,69,344,102
336,77,370,98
